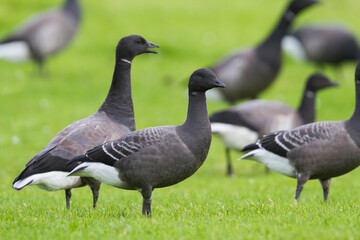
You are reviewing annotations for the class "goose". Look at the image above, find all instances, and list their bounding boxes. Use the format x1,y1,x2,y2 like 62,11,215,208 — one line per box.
66,68,225,216
239,63,360,202
210,73,338,176
12,35,159,209
0,0,81,73
207,0,318,104
282,24,360,67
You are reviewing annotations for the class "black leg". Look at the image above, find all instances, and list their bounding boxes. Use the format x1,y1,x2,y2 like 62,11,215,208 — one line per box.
65,189,72,209
90,182,101,208
225,147,233,177
295,173,309,201
37,59,51,78
319,178,331,203
141,187,153,217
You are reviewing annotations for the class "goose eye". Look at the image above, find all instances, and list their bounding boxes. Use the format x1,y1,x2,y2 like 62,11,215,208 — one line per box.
137,39,144,44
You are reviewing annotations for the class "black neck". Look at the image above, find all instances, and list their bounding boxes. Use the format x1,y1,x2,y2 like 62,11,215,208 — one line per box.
349,80,360,123
182,91,210,132
256,9,294,67
297,89,316,124
63,0,81,21
98,59,135,131
345,79,360,146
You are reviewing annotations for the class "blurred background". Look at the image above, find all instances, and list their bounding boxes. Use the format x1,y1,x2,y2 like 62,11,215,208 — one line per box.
1,0,360,237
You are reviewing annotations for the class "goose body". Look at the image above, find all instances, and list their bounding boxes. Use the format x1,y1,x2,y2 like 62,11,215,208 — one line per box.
0,0,81,71
208,0,318,103
240,64,360,201
282,24,360,66
67,68,225,216
210,73,337,175
12,35,159,209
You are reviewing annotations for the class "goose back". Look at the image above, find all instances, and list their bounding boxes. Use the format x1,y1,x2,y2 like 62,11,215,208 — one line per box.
285,25,360,65
209,0,317,103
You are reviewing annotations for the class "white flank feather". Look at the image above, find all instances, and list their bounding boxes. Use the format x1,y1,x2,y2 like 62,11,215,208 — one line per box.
239,148,296,177
13,171,83,191
0,41,31,62
282,36,307,62
68,162,132,189
211,123,258,151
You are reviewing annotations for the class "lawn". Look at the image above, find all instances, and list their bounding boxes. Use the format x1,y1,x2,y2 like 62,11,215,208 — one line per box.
1,0,360,239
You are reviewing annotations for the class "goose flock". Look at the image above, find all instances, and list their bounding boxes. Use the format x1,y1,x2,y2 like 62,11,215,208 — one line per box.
5,0,360,216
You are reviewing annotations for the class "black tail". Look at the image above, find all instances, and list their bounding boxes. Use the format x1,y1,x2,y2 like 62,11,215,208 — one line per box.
242,143,259,152
66,155,90,166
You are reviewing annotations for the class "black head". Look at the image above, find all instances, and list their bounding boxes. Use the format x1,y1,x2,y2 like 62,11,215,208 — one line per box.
116,35,159,60
306,73,338,92
188,68,225,94
288,0,318,15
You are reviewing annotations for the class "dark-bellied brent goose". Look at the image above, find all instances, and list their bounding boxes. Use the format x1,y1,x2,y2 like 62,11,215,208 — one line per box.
0,0,81,73
67,68,225,216
240,64,360,202
207,0,318,103
210,73,337,176
12,35,159,209
282,24,360,68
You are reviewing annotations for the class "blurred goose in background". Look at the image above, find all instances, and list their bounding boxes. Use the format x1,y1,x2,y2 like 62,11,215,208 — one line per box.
12,35,159,209
282,24,360,68
0,0,81,73
240,63,360,202
67,69,225,216
207,0,318,104
210,73,337,176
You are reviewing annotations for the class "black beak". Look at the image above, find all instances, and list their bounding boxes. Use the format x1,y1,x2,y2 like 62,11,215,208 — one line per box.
213,78,225,88
329,80,339,87
146,41,159,54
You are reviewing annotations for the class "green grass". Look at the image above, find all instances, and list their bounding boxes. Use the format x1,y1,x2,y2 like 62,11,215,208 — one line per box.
1,0,360,239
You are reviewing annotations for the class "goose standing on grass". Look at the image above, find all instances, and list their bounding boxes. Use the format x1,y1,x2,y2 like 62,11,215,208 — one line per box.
240,63,360,202
207,0,318,104
210,73,338,176
282,24,360,68
0,0,81,73
67,69,225,216
12,35,159,209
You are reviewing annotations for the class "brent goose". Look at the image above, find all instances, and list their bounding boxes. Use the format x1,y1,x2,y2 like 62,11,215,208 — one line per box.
282,24,360,67
240,63,360,202
67,69,225,216
210,73,337,176
0,0,81,73
207,0,318,103
12,35,159,209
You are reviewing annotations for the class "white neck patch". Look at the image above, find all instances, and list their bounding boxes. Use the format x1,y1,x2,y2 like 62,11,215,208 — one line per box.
121,59,132,64
306,91,314,98
284,10,295,21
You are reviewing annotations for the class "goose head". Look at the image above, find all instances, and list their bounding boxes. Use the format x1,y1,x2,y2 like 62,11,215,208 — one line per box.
189,68,225,94
116,35,159,60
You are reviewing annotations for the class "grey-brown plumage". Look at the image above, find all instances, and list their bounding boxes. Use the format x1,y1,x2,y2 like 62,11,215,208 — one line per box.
67,68,225,216
207,0,318,104
0,0,81,72
241,63,360,202
210,73,337,176
283,24,360,67
12,35,159,209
